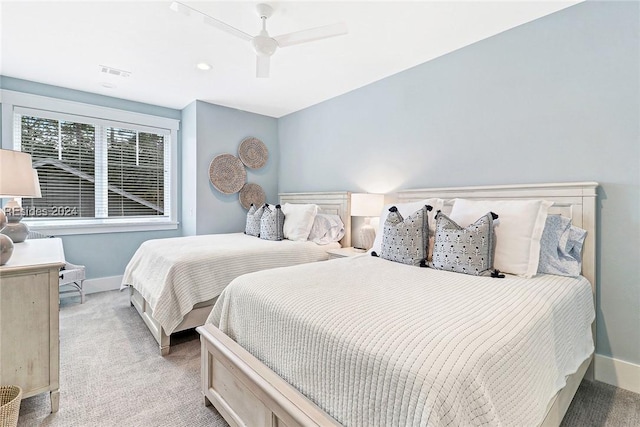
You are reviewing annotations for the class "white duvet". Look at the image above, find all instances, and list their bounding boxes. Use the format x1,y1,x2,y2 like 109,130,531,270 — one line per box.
208,254,594,427
121,233,339,334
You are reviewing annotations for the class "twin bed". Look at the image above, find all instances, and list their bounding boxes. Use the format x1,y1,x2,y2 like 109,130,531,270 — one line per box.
197,182,598,427
122,191,351,355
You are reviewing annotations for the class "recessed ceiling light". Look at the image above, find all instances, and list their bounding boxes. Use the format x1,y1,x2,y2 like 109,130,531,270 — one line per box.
196,62,212,71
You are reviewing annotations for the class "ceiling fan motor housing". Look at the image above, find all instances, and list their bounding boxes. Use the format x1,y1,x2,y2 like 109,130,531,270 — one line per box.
252,34,278,56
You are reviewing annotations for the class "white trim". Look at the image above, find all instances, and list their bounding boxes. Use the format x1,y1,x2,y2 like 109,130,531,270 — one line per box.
59,275,123,299
95,125,109,218
1,90,180,132
167,131,178,232
13,106,173,135
594,354,640,394
84,275,122,294
26,219,179,235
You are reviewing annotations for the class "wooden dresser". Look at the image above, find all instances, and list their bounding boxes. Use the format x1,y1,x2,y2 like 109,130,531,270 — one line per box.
0,238,64,413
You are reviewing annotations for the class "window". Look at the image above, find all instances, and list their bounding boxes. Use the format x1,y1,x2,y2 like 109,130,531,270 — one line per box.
2,91,179,234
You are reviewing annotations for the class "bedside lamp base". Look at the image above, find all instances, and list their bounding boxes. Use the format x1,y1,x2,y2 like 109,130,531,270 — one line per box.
358,223,376,251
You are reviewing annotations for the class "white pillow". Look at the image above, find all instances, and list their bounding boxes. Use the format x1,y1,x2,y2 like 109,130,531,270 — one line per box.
449,198,552,278
371,198,444,255
308,214,345,245
281,203,319,241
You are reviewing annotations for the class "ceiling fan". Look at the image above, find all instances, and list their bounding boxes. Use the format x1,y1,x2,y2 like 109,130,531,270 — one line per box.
170,2,348,78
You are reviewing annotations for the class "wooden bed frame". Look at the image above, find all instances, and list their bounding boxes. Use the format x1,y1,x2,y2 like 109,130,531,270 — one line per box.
129,191,351,356
197,182,598,427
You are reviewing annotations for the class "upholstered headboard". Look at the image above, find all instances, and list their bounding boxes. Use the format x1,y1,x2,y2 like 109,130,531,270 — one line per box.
279,191,352,247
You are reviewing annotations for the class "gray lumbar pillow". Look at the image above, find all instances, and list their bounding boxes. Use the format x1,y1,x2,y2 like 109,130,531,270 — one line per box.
380,205,431,267
432,211,498,276
260,204,285,241
245,203,264,237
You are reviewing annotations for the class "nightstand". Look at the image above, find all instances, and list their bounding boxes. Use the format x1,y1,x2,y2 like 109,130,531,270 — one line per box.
327,247,367,259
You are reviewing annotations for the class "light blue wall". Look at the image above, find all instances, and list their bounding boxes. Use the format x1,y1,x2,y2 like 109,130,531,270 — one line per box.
278,1,640,365
0,76,183,279
184,100,278,235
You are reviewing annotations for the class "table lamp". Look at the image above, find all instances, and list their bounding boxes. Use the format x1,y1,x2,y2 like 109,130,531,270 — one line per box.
351,193,384,251
0,149,41,265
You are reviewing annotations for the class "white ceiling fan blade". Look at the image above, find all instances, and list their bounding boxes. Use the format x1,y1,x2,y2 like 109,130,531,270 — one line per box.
256,56,270,78
170,1,253,42
274,22,347,47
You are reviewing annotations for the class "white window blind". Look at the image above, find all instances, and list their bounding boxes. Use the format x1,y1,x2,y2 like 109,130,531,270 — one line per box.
14,109,171,223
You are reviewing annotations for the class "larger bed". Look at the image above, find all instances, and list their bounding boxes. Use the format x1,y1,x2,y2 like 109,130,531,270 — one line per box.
122,191,351,355
197,182,598,427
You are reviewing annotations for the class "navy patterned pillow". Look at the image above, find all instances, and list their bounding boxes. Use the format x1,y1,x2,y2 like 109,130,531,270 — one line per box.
380,205,431,266
432,211,498,276
245,203,264,237
260,204,285,241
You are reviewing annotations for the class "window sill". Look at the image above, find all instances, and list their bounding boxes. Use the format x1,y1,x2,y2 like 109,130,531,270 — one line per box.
24,218,179,236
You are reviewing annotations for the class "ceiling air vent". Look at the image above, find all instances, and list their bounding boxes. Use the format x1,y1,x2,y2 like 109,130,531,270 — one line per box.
99,65,131,78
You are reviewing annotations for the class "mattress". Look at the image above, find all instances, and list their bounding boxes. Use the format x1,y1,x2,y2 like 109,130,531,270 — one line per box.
208,254,595,427
121,233,339,334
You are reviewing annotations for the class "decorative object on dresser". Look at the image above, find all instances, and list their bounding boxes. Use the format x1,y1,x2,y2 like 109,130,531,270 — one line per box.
238,137,268,169
239,183,266,210
0,149,42,265
350,193,384,250
0,237,65,414
208,153,246,194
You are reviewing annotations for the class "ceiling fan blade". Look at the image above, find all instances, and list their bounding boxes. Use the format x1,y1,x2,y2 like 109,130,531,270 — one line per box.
256,56,270,78
273,22,347,48
170,1,253,42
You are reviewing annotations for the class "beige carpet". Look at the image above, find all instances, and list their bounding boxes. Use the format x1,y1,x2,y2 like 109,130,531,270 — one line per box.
18,290,227,427
17,290,640,427
561,379,640,426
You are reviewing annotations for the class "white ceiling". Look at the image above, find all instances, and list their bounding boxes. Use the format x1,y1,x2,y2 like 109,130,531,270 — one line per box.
0,1,579,118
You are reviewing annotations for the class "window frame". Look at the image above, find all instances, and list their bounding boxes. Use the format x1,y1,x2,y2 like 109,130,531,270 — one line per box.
1,90,179,235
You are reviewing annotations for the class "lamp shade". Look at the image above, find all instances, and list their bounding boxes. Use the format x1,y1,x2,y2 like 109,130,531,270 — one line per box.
0,149,38,197
351,193,384,217
31,169,42,198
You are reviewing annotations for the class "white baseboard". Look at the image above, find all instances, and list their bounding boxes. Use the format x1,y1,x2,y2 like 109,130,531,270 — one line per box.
60,274,123,298
594,354,640,394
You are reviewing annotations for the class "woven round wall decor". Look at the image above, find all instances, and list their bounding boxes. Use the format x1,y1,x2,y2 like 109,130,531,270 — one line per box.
238,137,268,169
208,154,246,194
239,183,266,210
